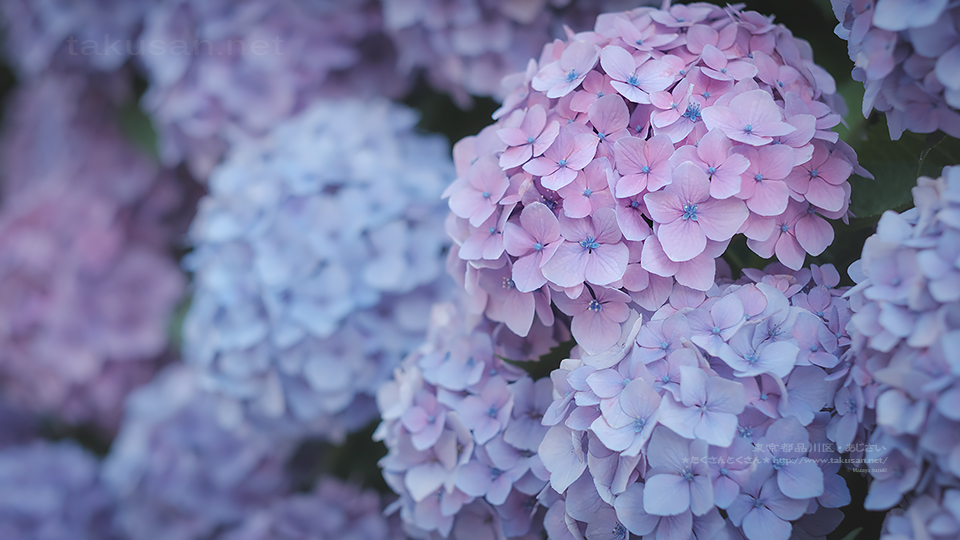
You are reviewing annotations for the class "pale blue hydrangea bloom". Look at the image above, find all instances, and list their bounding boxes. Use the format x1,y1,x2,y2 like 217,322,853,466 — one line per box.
138,0,405,178
0,440,115,540
831,0,960,138
183,99,454,439
844,166,960,529
103,365,293,540
223,477,404,540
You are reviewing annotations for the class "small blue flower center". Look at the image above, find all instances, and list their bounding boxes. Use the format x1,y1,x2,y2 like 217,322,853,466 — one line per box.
720,67,728,74
811,345,819,352
580,236,601,251
634,418,646,432
682,103,702,122
526,136,535,144
491,468,503,480
712,326,721,334
702,91,711,98
489,226,497,234
754,174,763,181
780,223,790,232
558,159,567,167
745,352,759,364
566,69,578,82
720,467,729,476
627,74,640,87
744,124,753,132
707,166,716,174
671,102,678,109
482,191,491,198
682,203,699,221
642,166,651,173
810,169,819,178
597,132,606,140
588,299,603,312
583,188,592,197
533,242,543,251
502,277,516,290
488,406,498,418
630,200,640,209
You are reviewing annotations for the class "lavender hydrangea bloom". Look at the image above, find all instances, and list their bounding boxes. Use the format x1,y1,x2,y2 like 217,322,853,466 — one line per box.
445,2,860,354
842,166,960,530
103,365,292,540
539,265,854,540
831,0,960,138
380,0,655,105
0,440,115,540
0,74,186,432
376,301,552,539
138,0,404,178
223,477,403,540
184,99,453,439
0,0,150,76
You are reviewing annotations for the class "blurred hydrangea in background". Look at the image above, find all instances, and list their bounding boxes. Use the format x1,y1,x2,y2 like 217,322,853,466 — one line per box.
0,0,957,539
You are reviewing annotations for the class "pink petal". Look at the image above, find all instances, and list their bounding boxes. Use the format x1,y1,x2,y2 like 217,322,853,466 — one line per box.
599,45,638,83
658,218,707,262
795,214,834,256
643,191,683,224
697,197,748,241
745,180,790,217
523,156,560,177
519,201,561,244
674,250,717,291
584,243,630,286
541,242,588,287
573,309,623,354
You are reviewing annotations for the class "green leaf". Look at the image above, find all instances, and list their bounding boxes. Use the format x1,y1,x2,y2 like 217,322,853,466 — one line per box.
118,103,160,161
839,527,862,540
847,118,960,217
501,339,574,381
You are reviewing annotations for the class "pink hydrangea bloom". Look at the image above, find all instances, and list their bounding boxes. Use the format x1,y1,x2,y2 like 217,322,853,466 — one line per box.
445,3,860,379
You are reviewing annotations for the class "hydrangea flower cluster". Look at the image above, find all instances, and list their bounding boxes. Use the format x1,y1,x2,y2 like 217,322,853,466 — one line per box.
446,2,859,355
379,0,647,104
0,0,149,76
0,77,186,431
184,99,454,439
375,301,555,539
540,265,854,540
831,0,960,139
139,0,402,177
223,477,403,540
841,166,960,530
103,365,293,540
0,440,115,540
